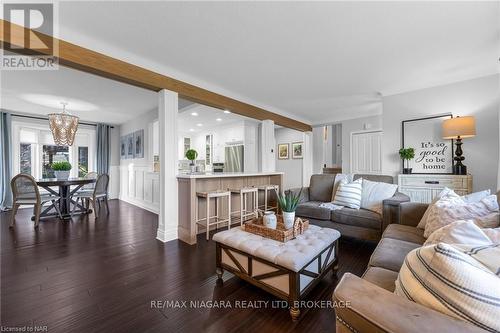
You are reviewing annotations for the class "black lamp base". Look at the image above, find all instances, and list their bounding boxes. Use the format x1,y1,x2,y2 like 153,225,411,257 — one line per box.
453,164,467,175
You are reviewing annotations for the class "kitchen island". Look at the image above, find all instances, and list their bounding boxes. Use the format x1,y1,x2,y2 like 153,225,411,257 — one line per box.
177,172,284,244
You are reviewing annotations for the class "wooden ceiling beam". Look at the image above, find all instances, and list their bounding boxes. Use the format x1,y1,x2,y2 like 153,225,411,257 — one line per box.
0,20,312,132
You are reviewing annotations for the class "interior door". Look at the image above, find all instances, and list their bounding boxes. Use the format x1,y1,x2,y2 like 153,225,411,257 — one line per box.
351,131,382,174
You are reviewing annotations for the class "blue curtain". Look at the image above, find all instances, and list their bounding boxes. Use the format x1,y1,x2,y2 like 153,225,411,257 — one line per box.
96,123,112,175
0,112,13,210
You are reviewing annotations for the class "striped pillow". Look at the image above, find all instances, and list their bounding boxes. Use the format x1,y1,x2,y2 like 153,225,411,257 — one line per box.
395,243,500,332
333,178,362,209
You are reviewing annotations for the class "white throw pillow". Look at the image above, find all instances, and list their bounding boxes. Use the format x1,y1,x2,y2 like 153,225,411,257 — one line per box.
417,188,463,229
423,195,500,238
395,243,500,332
462,189,491,203
333,178,362,209
360,179,398,215
424,220,494,246
331,173,354,201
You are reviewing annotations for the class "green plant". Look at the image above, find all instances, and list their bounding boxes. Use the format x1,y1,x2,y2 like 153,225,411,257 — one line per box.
399,148,415,169
51,161,72,171
185,149,198,163
275,188,302,213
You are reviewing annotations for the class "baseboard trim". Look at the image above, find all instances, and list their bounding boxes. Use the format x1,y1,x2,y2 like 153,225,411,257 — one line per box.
156,226,178,243
119,196,159,214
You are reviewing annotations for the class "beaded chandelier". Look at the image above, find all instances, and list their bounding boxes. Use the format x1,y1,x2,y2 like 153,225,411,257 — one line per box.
48,102,79,146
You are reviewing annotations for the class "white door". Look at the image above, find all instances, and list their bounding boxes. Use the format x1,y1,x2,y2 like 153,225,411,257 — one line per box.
350,131,382,174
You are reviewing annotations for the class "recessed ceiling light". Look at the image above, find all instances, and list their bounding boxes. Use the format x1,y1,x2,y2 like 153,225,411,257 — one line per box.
223,110,231,114
189,128,194,132
196,123,203,127
191,112,198,116
216,118,222,122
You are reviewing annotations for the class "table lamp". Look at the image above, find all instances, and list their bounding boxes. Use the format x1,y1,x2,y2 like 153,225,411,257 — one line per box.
442,116,476,175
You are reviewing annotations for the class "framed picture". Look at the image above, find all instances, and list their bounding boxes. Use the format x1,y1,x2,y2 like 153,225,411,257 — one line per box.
126,134,134,159
120,136,127,159
278,143,289,159
133,129,144,159
402,114,454,174
292,142,303,159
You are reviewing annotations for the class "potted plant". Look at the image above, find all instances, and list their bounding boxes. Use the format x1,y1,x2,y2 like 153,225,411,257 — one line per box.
51,161,72,180
185,149,198,173
275,188,302,229
399,148,415,174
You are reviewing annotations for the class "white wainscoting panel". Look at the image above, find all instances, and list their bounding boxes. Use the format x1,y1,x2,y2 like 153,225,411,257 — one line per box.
119,165,160,213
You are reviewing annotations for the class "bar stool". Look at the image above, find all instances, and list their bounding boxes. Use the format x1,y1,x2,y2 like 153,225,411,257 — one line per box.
258,184,279,212
196,190,231,241
229,186,258,225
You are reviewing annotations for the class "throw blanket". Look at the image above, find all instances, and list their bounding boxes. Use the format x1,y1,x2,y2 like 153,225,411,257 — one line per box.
319,202,344,211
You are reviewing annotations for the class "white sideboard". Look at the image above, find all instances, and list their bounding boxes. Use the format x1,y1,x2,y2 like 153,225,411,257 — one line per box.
398,174,473,203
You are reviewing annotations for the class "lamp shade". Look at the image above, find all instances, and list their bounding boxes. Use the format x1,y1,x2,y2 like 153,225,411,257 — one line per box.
442,116,476,139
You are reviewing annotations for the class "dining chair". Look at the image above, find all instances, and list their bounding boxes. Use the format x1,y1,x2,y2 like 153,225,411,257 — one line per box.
72,173,109,219
10,173,62,228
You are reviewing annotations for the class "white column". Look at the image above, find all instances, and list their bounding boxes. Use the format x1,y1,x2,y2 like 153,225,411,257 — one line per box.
260,120,275,172
157,89,179,243
302,131,313,187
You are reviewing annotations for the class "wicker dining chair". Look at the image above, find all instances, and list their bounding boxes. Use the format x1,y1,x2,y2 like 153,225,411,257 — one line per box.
10,173,62,228
72,173,109,219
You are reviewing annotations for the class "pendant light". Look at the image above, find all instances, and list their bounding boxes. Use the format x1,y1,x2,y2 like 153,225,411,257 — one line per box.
48,102,79,146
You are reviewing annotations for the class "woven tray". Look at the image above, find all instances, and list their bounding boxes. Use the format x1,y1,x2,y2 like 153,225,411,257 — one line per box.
243,215,309,242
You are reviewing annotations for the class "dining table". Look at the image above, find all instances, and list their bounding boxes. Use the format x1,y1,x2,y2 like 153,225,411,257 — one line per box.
35,177,96,220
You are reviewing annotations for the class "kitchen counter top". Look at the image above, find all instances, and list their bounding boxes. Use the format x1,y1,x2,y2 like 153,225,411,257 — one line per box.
177,171,284,179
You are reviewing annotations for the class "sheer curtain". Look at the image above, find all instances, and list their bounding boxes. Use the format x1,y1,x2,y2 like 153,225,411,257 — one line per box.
0,112,13,210
96,123,112,175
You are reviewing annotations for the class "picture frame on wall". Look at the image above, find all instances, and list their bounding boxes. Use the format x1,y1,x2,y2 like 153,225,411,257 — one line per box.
278,143,289,159
134,129,144,159
126,134,134,159
120,136,127,159
401,114,454,174
292,142,303,159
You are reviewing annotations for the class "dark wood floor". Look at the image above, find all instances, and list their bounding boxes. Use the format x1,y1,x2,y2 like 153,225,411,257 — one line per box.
1,200,376,333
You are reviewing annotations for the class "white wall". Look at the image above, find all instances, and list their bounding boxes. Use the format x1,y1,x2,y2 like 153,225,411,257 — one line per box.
382,74,499,193
275,127,303,190
119,109,160,213
341,115,383,172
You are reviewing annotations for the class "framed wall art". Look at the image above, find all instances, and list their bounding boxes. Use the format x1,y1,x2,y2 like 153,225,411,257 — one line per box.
134,129,144,159
292,142,303,159
278,143,289,160
126,134,134,159
401,114,454,174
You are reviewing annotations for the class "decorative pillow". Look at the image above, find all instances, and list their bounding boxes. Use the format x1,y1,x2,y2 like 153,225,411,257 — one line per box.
333,178,362,209
331,173,354,201
424,195,500,238
360,179,398,215
462,189,491,203
417,188,463,229
483,228,500,243
424,220,494,246
395,243,500,332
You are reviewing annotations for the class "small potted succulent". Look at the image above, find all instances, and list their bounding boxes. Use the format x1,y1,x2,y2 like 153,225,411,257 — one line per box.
399,147,415,174
275,188,302,229
51,161,72,180
185,149,198,173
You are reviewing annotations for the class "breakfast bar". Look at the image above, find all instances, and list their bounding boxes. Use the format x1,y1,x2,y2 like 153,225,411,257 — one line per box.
177,172,284,244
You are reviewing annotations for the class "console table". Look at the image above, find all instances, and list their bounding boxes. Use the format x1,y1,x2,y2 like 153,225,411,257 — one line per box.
398,174,472,203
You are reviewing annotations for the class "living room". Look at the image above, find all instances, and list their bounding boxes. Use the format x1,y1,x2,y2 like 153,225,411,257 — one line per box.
0,1,499,332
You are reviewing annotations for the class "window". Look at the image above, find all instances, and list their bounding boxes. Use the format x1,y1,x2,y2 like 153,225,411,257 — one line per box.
19,143,32,174
42,145,69,178
184,137,191,156
205,134,213,166
78,147,89,177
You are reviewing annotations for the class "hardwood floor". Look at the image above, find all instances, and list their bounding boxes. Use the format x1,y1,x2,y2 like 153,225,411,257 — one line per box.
1,200,376,333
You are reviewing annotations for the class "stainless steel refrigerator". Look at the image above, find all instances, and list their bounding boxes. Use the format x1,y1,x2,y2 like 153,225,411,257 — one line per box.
225,145,244,172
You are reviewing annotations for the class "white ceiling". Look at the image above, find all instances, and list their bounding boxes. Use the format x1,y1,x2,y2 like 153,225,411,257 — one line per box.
53,1,499,125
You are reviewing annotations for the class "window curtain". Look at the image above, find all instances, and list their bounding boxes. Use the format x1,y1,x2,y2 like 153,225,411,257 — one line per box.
0,112,13,211
96,123,112,175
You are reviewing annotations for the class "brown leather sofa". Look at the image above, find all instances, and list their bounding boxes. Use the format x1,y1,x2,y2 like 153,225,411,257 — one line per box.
332,201,491,333
289,174,410,241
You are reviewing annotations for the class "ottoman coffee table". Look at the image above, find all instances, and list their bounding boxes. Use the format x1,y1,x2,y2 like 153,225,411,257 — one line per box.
213,225,341,320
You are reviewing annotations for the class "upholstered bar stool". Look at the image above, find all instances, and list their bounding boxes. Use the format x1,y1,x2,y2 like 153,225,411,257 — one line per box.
195,190,231,241
229,186,258,226
257,184,279,212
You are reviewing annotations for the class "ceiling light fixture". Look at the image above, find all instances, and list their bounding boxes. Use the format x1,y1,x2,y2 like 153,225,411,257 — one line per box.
196,123,203,127
223,110,231,114
48,102,79,146
191,112,198,116
189,128,194,132
216,118,222,122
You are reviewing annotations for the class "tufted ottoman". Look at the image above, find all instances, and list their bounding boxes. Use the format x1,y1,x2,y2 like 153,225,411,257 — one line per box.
213,225,341,321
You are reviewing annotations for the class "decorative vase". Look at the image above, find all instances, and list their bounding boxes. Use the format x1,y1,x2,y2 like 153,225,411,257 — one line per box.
402,168,412,174
283,211,295,229
54,170,70,180
263,211,277,229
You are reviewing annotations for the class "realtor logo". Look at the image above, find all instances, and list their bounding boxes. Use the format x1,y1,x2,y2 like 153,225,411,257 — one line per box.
2,3,58,70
